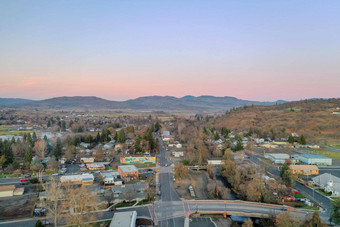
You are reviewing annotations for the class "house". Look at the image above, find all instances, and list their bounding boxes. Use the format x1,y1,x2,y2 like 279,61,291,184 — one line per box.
100,171,120,185
0,185,15,198
264,153,290,164
80,157,95,163
110,211,137,227
289,165,319,175
118,165,139,182
299,154,332,166
112,182,147,201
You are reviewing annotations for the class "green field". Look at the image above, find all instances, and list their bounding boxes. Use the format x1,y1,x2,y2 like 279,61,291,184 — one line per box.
0,130,36,136
312,149,340,160
330,144,340,149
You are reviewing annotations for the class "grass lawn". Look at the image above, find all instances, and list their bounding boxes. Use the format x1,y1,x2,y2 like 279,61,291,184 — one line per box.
294,193,305,199
132,163,156,168
4,173,22,178
113,201,135,208
301,205,319,210
312,149,340,160
330,144,340,149
316,188,332,196
0,130,36,136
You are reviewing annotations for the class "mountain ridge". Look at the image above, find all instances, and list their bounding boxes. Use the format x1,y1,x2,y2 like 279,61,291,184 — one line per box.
0,96,286,111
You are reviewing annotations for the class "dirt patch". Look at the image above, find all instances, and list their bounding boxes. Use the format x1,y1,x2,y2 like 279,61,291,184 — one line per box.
0,193,38,220
173,170,210,200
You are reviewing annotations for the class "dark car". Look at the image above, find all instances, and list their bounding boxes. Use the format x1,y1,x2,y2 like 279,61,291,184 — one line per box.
109,207,117,212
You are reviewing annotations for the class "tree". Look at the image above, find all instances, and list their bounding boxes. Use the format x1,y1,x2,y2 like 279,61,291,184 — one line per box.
174,163,189,180
222,148,233,160
35,220,43,227
235,140,244,151
299,135,307,145
122,188,137,202
33,140,47,159
43,180,64,227
276,211,301,227
65,145,76,162
24,146,33,167
331,197,340,224
47,156,59,171
305,211,327,227
288,134,295,144
0,155,6,167
30,158,43,173
242,219,253,227
53,138,62,159
280,162,294,186
117,129,126,143
64,185,100,226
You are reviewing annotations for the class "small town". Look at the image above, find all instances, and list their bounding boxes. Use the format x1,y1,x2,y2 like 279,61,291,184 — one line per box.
1,1,340,226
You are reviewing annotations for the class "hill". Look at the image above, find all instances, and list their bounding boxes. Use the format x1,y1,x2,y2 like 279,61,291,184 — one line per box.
213,98,340,144
0,95,285,111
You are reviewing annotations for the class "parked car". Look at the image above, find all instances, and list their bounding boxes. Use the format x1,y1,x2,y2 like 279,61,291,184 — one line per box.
41,219,52,226
109,207,117,212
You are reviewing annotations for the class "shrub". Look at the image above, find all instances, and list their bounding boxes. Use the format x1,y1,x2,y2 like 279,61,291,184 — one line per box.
29,177,39,184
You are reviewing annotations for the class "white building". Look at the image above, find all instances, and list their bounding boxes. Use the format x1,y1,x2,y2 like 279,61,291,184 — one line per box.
110,211,137,227
208,160,224,165
100,171,120,185
299,154,332,166
264,153,290,164
312,173,340,196
172,151,184,158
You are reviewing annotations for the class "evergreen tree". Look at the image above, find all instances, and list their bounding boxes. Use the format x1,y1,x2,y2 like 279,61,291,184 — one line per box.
331,198,340,224
155,121,161,132
299,135,306,145
53,138,62,159
32,132,37,143
134,135,142,153
35,220,43,227
24,146,33,165
288,134,295,144
117,129,126,143
96,132,101,143
235,139,244,151
61,121,66,131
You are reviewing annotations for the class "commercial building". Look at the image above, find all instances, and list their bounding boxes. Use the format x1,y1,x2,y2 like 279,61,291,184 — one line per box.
264,153,290,164
299,154,332,166
289,165,319,175
110,211,137,227
118,165,139,182
0,185,15,198
120,156,156,164
60,174,94,185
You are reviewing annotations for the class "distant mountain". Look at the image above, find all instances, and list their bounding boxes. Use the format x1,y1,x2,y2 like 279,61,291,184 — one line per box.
0,95,287,111
0,98,33,105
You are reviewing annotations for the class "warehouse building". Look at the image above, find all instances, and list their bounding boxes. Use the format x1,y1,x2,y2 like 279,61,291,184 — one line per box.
289,165,319,175
118,165,139,182
264,153,290,164
299,154,332,166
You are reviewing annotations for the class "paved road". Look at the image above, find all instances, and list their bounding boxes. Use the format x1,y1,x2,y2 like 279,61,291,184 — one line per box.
0,206,151,227
156,134,185,227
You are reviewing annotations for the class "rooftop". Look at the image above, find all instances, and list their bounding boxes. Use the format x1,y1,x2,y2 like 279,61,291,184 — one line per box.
300,154,331,159
110,211,137,227
0,185,15,192
119,165,138,172
289,165,319,170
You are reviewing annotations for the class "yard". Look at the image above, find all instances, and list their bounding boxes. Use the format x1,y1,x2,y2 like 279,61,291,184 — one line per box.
312,149,340,160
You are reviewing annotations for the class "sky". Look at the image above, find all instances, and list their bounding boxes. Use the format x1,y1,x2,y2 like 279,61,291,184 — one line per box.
0,1,339,101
